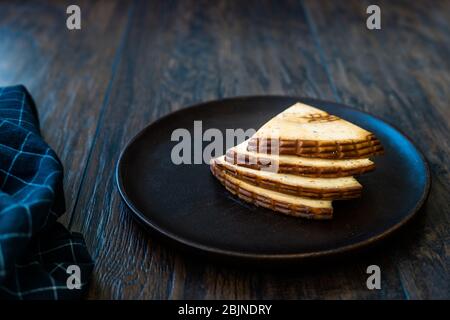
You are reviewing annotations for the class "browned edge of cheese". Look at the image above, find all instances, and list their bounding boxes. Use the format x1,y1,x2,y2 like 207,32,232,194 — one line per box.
247,137,384,159
210,162,333,219
213,159,362,200
225,150,376,177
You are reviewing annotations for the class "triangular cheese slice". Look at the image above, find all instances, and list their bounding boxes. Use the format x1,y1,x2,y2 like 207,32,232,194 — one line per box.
247,102,383,159
213,156,361,200
227,140,375,177
211,161,333,219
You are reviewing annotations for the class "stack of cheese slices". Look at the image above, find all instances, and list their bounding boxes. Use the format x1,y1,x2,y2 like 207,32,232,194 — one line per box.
210,102,383,219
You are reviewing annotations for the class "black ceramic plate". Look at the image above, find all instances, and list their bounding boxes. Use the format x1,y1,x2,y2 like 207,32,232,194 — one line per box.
116,96,430,262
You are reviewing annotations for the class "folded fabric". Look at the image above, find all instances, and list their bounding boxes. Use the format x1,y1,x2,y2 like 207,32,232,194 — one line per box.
0,85,93,299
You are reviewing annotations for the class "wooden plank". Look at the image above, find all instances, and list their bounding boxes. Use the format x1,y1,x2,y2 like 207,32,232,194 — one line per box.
303,0,450,298
0,0,133,225
70,0,410,299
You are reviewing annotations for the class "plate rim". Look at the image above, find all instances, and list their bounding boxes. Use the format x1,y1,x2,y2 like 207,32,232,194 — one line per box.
115,95,431,261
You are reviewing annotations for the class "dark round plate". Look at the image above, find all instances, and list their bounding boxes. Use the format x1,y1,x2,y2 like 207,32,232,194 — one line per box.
116,96,430,262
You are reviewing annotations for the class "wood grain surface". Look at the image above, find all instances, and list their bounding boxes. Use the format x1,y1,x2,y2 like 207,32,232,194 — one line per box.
0,0,448,299
0,0,132,226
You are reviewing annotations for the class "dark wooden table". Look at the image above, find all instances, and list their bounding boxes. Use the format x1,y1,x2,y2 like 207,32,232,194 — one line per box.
1,0,448,299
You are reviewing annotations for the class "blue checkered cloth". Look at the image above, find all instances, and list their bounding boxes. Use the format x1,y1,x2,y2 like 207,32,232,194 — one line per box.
0,85,93,299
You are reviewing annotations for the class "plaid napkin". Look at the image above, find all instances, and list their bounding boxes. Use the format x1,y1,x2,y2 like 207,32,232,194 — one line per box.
0,85,93,299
